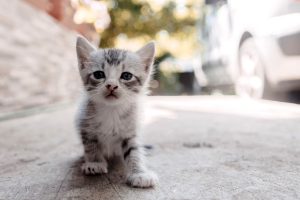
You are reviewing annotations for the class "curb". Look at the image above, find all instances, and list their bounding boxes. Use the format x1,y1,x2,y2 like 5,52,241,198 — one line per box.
0,100,76,121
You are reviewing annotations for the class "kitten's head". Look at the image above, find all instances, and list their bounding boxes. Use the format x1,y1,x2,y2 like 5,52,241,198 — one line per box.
76,35,155,105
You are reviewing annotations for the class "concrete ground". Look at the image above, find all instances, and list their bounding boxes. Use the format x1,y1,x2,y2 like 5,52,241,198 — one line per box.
0,96,300,200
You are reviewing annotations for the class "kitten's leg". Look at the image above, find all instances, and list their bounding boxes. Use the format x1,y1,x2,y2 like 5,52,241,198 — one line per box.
122,137,157,188
81,131,107,175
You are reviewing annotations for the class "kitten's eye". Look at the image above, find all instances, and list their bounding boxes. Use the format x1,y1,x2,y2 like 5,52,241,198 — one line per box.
93,71,105,79
121,72,132,80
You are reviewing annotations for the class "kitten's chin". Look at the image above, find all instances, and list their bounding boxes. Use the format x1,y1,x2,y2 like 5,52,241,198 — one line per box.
105,94,118,100
102,94,122,105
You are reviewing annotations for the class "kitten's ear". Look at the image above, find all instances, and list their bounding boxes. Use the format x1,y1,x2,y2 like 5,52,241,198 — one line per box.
136,41,155,73
76,35,96,69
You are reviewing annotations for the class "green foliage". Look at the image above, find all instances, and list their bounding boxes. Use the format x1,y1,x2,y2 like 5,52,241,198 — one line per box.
100,0,196,48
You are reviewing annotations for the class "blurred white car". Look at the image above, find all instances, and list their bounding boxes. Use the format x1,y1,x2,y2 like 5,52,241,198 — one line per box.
197,0,300,98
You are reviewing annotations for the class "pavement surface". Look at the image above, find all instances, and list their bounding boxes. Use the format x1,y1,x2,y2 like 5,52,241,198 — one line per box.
0,96,300,200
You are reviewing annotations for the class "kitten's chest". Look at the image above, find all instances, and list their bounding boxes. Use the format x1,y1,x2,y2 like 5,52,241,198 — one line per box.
93,108,132,137
100,112,121,133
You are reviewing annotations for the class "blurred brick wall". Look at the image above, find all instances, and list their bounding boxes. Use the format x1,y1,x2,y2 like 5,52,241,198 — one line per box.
0,0,82,113
24,0,98,42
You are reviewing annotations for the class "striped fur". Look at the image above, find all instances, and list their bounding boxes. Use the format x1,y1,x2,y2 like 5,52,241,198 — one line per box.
75,36,157,188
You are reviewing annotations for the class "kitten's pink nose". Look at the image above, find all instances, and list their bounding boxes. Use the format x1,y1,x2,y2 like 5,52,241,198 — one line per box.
106,84,118,92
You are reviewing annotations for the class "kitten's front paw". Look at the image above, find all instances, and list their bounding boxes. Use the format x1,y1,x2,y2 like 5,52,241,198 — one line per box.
127,171,158,188
82,162,107,175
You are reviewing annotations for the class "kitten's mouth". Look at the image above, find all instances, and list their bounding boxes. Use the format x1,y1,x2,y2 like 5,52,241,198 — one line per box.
106,93,118,100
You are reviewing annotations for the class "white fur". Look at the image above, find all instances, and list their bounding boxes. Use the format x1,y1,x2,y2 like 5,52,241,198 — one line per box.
127,171,158,188
82,162,108,175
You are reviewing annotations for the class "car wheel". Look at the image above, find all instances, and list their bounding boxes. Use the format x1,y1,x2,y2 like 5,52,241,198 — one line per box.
235,38,270,99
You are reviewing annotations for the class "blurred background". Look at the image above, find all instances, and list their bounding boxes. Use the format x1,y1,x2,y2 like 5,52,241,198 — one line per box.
1,0,300,114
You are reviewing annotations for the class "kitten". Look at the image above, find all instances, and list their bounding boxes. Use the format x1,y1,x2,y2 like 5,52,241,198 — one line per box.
75,35,157,188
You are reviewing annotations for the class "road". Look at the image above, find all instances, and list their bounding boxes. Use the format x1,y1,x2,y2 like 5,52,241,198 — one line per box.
0,96,300,199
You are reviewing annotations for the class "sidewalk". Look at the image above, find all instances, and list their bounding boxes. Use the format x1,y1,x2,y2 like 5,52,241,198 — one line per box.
0,96,300,199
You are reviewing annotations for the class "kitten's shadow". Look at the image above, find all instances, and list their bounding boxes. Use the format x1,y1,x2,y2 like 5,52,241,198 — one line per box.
62,146,155,195
62,156,127,193
71,156,125,173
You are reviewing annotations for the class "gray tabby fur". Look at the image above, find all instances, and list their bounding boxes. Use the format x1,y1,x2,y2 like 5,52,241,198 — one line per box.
75,35,157,188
